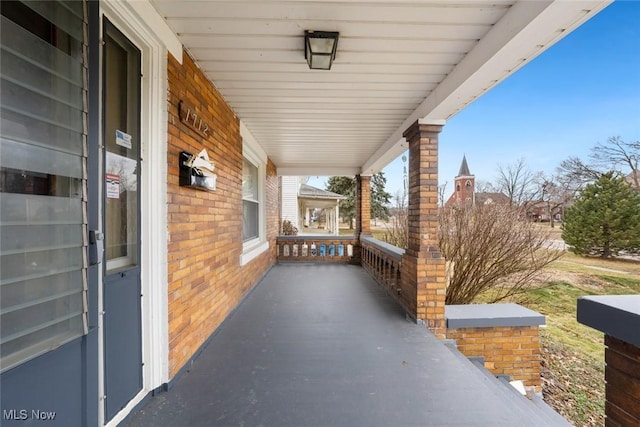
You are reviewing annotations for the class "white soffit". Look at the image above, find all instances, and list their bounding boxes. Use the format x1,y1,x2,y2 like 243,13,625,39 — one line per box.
150,0,612,176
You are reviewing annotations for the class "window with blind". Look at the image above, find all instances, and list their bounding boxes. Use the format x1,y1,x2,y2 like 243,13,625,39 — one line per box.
242,158,259,242
0,0,88,372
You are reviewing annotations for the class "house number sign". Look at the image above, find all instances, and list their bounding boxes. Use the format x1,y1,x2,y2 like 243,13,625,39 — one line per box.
178,101,210,138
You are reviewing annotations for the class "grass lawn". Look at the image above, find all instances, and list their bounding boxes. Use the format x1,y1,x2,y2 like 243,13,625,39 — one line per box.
519,252,640,426
531,222,564,240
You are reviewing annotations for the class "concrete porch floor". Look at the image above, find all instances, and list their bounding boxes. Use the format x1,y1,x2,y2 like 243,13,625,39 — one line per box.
126,264,567,427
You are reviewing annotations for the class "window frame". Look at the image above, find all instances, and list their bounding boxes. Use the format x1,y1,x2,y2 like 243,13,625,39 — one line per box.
242,158,260,243
240,122,268,266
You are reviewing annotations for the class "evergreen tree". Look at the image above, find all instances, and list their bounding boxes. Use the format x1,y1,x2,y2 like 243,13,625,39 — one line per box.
326,176,356,228
562,172,640,258
326,173,392,228
371,172,392,221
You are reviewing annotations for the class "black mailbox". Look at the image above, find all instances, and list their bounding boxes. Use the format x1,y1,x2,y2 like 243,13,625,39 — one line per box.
179,151,216,191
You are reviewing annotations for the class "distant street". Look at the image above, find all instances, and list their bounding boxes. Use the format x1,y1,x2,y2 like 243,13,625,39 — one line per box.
545,239,568,251
544,238,640,262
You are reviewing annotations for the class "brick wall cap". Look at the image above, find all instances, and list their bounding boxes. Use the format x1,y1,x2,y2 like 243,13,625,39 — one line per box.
446,303,545,329
577,295,640,347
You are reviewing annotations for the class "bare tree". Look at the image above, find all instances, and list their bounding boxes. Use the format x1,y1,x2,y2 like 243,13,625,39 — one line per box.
439,204,563,304
383,183,564,304
383,190,408,249
495,158,541,208
438,182,448,207
557,137,639,191
590,137,639,188
555,156,599,194
475,180,498,193
533,173,579,228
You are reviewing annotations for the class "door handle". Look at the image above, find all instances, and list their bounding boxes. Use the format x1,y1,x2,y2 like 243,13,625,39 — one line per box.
89,230,104,265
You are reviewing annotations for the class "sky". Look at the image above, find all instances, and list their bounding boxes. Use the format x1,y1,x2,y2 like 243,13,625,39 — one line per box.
309,0,640,199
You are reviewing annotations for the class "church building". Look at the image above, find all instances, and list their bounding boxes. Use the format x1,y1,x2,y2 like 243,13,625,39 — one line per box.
444,156,510,208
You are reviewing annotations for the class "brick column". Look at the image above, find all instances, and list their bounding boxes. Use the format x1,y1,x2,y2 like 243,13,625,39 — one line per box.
401,121,446,338
577,296,640,426
604,335,640,426
356,175,371,236
353,174,371,264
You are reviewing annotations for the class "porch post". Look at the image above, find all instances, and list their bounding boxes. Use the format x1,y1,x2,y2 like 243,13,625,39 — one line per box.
353,174,371,263
356,175,371,236
401,121,446,339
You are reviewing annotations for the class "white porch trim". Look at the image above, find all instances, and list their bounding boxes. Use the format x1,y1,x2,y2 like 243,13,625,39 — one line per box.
99,1,172,425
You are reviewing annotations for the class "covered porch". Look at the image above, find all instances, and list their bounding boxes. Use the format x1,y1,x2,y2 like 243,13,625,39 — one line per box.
0,2,619,426
126,264,567,427
298,184,345,235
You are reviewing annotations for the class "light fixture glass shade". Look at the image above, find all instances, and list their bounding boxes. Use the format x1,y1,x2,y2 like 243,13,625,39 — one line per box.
309,54,332,70
309,37,335,54
305,31,339,70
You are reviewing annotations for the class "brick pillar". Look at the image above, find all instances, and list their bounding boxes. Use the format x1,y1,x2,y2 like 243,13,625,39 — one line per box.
357,175,371,236
353,174,371,264
401,121,446,338
604,335,640,426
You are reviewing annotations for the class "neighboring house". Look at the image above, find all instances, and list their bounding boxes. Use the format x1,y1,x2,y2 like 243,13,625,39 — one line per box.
280,176,304,227
444,156,510,209
476,192,512,206
281,177,346,235
527,200,555,222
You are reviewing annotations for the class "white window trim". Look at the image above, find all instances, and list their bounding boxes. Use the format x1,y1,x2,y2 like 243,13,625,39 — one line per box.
240,240,270,266
240,122,269,266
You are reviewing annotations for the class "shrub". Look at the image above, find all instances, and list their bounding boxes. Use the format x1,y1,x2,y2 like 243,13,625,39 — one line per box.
439,204,563,304
281,220,298,236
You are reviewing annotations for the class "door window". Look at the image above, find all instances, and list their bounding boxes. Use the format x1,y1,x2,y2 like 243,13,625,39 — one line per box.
103,23,140,272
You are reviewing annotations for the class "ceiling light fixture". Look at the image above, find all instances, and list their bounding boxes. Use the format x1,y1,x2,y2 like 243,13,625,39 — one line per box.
304,30,339,70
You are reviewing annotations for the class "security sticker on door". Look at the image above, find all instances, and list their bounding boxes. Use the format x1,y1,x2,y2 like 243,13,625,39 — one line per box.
115,129,132,149
106,174,120,199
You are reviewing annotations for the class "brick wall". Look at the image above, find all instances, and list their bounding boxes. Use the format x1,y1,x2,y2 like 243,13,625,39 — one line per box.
604,335,640,426
166,50,278,377
446,326,542,392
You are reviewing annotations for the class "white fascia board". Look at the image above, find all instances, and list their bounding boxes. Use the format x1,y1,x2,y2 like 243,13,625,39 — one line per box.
361,0,611,175
420,0,612,122
240,121,268,164
128,0,183,62
361,138,409,177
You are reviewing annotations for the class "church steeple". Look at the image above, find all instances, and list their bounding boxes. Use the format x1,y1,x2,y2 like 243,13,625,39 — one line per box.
450,155,475,206
457,155,471,177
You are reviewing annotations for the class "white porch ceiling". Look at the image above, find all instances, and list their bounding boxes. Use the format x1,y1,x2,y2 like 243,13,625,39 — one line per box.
150,0,611,176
